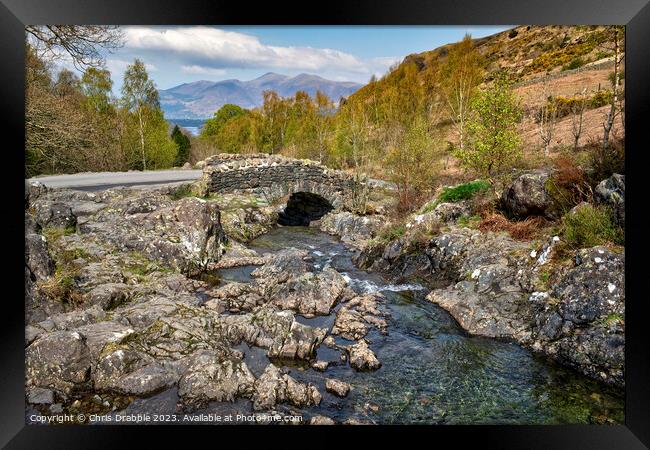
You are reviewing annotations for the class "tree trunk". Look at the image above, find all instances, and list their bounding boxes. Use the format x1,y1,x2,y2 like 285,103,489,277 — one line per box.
137,107,146,170
603,29,621,149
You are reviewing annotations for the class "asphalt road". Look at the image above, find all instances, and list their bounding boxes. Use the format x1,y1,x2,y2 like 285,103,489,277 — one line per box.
28,170,203,191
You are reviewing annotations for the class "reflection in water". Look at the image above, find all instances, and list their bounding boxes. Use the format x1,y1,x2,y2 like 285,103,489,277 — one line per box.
123,226,624,424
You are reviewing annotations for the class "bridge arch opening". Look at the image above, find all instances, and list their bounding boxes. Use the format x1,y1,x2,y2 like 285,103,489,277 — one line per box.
277,192,333,226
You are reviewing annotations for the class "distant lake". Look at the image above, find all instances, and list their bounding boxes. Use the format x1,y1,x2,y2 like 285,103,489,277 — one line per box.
169,119,206,137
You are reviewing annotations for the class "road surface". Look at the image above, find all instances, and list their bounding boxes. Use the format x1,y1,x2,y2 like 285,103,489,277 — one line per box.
28,169,397,192
28,170,203,191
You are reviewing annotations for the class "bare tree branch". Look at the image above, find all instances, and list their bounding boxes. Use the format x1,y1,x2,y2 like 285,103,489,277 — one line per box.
25,25,123,70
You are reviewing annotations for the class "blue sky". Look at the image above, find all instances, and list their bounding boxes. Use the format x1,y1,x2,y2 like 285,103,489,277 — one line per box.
90,26,512,93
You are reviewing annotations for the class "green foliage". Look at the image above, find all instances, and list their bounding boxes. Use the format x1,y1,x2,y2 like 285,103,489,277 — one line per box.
525,29,611,74
537,90,612,125
42,225,76,244
562,57,586,70
120,59,172,171
562,204,624,248
27,51,180,177
455,75,523,185
386,115,442,212
420,201,437,214
201,104,246,140
588,139,625,182
590,90,613,108
440,34,484,150
457,214,482,228
538,270,551,290
81,67,113,113
169,183,196,200
437,180,491,203
171,125,191,166
381,224,406,242
608,70,624,86
121,59,159,111
602,312,624,325
119,107,178,170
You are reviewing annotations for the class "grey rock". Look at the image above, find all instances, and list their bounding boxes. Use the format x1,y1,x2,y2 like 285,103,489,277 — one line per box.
595,173,625,227
310,415,336,425
49,403,64,414
252,364,321,411
88,191,227,275
311,360,329,372
223,306,326,360
348,339,381,371
382,239,405,261
94,348,177,396
325,378,351,397
319,211,383,243
33,201,77,229
74,321,136,360
27,387,55,405
25,232,54,280
26,330,92,393
501,171,557,219
266,268,347,317
33,305,107,333
423,227,625,386
332,307,368,340
553,247,624,325
178,351,256,409
26,181,49,206
87,283,131,310
431,201,472,223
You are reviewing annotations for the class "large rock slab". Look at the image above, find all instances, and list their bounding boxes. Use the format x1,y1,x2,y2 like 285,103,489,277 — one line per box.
424,227,625,386
178,351,256,409
26,330,92,394
94,348,178,396
319,211,383,243
252,363,321,411
86,190,227,275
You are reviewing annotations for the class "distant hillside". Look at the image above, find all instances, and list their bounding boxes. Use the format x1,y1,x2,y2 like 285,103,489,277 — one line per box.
161,72,363,119
350,25,618,105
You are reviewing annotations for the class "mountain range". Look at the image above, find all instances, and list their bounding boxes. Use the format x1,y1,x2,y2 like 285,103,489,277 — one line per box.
160,72,363,119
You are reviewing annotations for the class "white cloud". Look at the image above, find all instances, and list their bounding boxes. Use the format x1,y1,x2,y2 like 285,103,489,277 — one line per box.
106,58,157,74
123,26,368,73
371,56,402,68
367,56,402,79
180,65,227,76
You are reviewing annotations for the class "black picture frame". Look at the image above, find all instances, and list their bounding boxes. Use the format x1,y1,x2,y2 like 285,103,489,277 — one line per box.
2,0,648,447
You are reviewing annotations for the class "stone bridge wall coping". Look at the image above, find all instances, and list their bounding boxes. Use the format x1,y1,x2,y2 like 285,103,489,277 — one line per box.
199,154,356,208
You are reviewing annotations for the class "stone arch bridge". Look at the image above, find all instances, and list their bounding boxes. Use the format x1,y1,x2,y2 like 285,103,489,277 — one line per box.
196,154,357,210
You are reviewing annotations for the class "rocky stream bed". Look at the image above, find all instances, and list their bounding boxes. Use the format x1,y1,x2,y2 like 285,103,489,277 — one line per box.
24,180,624,425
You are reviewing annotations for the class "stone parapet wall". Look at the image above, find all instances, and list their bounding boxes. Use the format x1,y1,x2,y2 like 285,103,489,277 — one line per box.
199,154,355,208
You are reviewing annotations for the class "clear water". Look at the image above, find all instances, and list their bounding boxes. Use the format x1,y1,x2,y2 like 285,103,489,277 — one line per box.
119,226,624,424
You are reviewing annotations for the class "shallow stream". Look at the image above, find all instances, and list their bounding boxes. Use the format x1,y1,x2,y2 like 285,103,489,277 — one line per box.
119,226,624,424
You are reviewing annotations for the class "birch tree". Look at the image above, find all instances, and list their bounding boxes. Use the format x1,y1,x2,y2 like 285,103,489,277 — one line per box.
538,85,557,157
121,59,160,170
441,34,484,151
570,88,588,151
602,26,624,149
